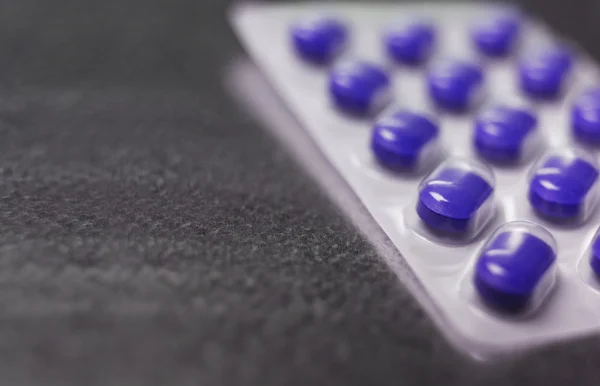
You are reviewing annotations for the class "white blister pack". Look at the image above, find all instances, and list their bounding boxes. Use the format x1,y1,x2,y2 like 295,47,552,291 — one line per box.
229,2,600,359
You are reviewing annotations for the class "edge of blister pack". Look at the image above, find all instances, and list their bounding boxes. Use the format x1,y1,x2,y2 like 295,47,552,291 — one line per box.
224,56,473,360
228,1,600,360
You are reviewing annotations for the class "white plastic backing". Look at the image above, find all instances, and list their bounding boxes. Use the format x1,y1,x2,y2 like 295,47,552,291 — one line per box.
230,2,600,359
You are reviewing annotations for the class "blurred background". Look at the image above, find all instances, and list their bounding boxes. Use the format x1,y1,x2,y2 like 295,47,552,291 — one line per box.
1,0,600,385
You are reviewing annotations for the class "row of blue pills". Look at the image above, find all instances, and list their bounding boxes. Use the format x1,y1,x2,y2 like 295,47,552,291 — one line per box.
292,20,600,141
292,16,600,144
418,150,599,229
292,14,577,104
371,106,542,169
369,92,600,169
328,57,598,137
291,15,600,314
291,13,520,64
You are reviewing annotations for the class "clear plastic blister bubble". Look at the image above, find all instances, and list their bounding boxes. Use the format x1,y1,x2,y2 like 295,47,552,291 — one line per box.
349,107,444,190
577,227,600,292
426,57,486,113
230,1,600,359
290,16,349,65
383,19,437,67
328,59,393,117
527,146,600,224
570,87,600,147
517,45,575,101
472,104,543,165
414,157,496,241
370,109,444,174
468,8,523,60
460,221,558,317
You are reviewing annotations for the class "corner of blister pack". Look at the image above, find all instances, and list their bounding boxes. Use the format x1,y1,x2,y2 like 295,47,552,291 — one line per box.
227,1,258,28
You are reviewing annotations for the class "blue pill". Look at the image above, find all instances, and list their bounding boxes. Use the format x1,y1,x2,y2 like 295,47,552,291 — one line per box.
519,47,573,99
385,22,435,65
329,60,391,116
417,165,493,234
427,59,484,112
471,14,521,57
290,17,347,64
529,153,599,220
572,88,600,144
371,111,439,171
474,106,537,162
474,226,556,312
590,235,600,276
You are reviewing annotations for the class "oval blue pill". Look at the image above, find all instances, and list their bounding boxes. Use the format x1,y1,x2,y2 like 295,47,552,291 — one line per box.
589,234,600,276
427,59,484,112
519,47,573,99
474,105,538,162
471,13,520,57
417,160,494,234
529,150,599,220
290,17,347,64
329,60,391,116
572,88,600,145
385,22,435,65
474,222,556,312
371,111,439,171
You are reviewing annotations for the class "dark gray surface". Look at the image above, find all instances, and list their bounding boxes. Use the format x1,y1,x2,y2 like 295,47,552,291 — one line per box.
1,0,600,385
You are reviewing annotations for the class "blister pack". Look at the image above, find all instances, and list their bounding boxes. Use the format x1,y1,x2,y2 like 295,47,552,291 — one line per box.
229,2,600,359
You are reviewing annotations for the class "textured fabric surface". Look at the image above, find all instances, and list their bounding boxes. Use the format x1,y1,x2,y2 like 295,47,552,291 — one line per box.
2,0,600,385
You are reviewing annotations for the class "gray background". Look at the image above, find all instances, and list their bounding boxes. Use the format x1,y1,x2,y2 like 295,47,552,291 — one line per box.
2,0,600,385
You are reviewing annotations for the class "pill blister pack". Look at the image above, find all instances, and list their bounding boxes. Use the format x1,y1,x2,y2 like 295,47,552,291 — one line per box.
230,2,600,358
